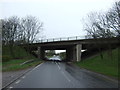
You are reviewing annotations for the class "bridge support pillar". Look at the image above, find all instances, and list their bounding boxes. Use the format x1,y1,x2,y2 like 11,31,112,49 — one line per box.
66,44,82,62
76,44,82,62
38,47,45,60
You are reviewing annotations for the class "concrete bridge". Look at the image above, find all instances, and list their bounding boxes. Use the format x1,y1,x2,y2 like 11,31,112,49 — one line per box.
21,36,119,62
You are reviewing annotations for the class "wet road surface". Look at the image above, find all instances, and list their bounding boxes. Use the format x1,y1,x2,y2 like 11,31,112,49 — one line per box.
7,61,118,88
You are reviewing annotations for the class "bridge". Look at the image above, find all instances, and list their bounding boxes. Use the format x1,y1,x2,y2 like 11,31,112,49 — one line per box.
21,36,119,62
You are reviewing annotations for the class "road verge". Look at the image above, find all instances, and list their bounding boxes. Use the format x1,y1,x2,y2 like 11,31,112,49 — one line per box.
2,62,44,89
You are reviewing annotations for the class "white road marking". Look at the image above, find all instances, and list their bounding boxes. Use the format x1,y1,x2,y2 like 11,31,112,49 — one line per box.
15,80,21,84
62,71,71,82
55,62,61,70
35,63,43,69
57,64,61,70
32,62,44,70
55,62,57,64
9,87,13,88
22,76,26,79
26,62,44,76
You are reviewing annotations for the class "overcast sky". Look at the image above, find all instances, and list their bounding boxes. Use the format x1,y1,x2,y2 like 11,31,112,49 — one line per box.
0,0,116,39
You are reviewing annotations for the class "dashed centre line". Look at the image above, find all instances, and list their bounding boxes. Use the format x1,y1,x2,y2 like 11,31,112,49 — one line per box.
9,86,13,88
55,62,61,70
61,71,71,82
57,64,61,70
55,62,57,65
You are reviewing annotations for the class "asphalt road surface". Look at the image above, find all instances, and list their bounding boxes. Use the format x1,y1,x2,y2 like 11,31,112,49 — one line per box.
7,61,118,88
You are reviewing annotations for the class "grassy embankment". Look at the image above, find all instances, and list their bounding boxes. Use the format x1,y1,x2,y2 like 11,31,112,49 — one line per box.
74,48,119,79
2,45,43,72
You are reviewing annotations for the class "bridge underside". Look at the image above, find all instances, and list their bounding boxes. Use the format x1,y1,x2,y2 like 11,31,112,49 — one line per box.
37,44,82,62
21,37,119,62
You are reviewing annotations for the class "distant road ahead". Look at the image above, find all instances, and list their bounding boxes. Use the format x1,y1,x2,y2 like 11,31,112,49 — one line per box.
8,61,118,88
49,55,61,61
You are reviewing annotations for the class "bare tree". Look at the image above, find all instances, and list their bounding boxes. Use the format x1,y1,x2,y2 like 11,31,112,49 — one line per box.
20,16,43,44
83,12,99,39
83,1,120,60
106,1,120,36
2,15,44,58
2,16,20,44
2,16,20,57
83,12,115,60
84,12,115,39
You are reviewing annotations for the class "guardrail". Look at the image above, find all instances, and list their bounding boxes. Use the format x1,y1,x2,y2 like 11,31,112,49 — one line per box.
35,36,90,43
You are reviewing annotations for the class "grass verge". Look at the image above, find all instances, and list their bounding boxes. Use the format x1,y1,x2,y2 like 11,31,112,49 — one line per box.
2,45,36,62
74,48,119,80
2,59,43,72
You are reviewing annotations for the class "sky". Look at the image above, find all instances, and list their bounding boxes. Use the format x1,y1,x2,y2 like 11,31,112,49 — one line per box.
0,0,116,53
0,0,116,40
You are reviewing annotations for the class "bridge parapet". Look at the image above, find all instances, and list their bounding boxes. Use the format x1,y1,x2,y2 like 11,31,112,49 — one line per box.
35,36,88,43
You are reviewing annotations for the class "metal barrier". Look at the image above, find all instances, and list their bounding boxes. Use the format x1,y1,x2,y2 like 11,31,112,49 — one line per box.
35,36,89,43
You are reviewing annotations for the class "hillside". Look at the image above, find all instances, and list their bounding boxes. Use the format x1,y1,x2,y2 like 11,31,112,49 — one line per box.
2,45,35,62
2,45,43,72
75,47,119,79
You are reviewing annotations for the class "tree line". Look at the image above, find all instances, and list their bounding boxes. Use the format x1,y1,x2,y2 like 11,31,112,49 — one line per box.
2,16,43,45
83,1,120,61
84,1,120,39
2,16,43,57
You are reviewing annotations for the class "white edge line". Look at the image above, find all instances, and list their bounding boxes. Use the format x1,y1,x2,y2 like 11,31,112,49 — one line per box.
2,63,45,89
15,80,21,84
22,76,26,79
32,62,44,70
26,62,44,75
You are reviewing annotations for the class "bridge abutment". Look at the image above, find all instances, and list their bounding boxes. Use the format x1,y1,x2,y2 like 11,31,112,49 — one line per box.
38,47,45,60
66,48,72,61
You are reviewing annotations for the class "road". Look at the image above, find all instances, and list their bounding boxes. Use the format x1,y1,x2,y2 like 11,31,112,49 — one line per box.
49,55,61,61
7,61,118,88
